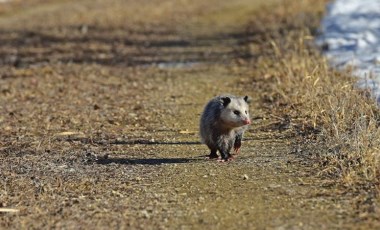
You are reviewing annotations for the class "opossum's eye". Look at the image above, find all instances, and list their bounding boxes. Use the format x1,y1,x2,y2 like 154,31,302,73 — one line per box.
245,110,248,115
233,110,240,115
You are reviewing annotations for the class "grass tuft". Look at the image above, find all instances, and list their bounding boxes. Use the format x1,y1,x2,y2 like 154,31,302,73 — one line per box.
247,0,380,187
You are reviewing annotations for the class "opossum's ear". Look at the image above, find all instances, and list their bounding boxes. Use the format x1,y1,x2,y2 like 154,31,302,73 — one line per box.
221,97,231,107
243,96,251,104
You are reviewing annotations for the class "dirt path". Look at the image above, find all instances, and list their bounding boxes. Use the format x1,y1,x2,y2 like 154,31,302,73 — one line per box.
0,0,378,229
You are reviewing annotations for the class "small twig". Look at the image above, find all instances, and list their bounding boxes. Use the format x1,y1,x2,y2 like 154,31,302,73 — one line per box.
0,208,19,213
269,114,286,120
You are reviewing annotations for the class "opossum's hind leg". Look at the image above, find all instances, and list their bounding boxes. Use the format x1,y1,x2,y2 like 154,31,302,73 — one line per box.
208,149,218,159
233,133,242,154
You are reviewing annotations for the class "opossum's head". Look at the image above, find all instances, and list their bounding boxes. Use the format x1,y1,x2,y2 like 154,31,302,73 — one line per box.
219,96,251,128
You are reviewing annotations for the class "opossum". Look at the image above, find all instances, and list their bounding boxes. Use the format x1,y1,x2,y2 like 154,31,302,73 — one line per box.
200,95,251,161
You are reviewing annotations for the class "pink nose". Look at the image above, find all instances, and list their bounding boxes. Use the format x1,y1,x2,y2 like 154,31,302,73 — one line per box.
244,119,251,125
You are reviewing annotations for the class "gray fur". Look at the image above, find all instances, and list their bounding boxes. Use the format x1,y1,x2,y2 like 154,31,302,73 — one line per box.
200,95,251,160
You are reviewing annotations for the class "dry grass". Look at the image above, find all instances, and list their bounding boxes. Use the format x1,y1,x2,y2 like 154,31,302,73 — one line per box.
246,0,380,188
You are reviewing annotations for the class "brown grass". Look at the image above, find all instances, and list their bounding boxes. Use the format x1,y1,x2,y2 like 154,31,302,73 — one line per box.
246,0,380,188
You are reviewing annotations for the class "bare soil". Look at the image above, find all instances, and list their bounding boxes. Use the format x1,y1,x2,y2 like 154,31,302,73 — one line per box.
0,0,379,229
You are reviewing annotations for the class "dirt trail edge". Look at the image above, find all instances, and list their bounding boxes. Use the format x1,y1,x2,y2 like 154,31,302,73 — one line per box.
0,0,375,229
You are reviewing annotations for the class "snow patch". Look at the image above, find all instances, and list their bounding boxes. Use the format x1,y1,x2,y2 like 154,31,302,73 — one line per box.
317,0,380,103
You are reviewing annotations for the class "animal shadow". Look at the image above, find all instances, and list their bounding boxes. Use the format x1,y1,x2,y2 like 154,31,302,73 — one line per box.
90,139,203,165
97,157,201,165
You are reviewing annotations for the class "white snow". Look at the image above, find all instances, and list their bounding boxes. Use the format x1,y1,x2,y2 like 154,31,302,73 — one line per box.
317,0,380,103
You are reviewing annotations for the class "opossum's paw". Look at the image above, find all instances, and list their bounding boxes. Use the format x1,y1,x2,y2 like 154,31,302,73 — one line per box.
218,155,234,162
227,155,235,161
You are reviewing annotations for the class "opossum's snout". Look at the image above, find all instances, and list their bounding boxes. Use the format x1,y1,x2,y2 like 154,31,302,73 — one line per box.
243,118,251,125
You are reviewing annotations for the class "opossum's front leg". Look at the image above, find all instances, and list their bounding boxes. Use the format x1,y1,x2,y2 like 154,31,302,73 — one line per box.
219,143,234,161
209,149,218,159
216,135,234,161
233,133,243,154
219,150,233,161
